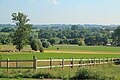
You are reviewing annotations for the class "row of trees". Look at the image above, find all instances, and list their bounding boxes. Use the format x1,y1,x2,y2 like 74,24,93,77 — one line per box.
37,26,111,46
0,12,120,52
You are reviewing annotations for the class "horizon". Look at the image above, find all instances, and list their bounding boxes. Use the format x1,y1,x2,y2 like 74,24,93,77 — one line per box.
0,0,120,25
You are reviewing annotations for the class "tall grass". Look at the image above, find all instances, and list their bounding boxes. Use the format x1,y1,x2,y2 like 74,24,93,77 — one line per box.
0,65,120,79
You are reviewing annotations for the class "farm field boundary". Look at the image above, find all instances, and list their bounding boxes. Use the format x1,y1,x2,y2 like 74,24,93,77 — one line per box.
0,56,119,71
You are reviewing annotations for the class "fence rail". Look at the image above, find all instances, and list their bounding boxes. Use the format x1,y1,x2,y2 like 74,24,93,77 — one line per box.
0,56,120,71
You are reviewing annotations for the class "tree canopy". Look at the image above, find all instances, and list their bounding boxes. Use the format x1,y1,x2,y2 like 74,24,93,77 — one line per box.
112,26,120,46
12,12,32,51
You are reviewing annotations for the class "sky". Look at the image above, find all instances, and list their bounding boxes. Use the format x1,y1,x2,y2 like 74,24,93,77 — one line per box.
0,0,120,24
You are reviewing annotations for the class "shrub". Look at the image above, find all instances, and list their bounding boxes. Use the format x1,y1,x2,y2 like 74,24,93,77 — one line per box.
42,41,50,48
71,67,115,80
30,39,42,51
39,46,44,53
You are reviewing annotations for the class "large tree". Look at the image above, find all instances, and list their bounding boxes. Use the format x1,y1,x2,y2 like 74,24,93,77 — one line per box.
12,12,31,51
112,26,120,46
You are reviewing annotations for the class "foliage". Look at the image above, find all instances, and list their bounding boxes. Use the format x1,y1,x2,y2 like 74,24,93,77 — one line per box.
71,67,115,80
0,27,15,32
112,26,120,46
37,25,112,46
42,41,50,48
71,25,79,30
39,46,44,53
30,39,44,52
0,34,12,45
0,70,55,79
0,65,119,79
30,39,42,51
48,37,60,45
12,12,32,51
78,38,85,46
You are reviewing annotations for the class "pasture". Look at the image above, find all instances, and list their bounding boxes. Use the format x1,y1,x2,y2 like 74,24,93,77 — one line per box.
0,45,120,60
0,45,120,79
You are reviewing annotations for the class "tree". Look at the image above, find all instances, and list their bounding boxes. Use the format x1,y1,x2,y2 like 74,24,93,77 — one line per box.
1,27,15,32
42,41,50,48
12,12,32,51
71,25,79,30
0,34,12,45
48,37,60,45
112,26,120,46
30,39,42,51
78,38,85,46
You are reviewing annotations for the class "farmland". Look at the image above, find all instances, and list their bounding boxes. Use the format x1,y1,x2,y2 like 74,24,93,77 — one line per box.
0,45,120,60
0,45,120,79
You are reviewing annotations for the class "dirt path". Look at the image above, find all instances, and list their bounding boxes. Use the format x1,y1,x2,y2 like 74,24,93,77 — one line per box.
45,50,120,54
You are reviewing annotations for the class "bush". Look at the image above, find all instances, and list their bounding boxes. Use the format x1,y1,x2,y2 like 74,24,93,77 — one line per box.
39,46,44,53
42,41,50,48
32,72,54,79
71,67,115,80
30,39,42,51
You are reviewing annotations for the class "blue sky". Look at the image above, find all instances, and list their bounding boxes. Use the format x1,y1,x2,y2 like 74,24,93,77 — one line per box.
0,0,120,24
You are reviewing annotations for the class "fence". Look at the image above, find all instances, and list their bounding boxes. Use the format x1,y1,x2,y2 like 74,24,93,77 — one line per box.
0,56,120,72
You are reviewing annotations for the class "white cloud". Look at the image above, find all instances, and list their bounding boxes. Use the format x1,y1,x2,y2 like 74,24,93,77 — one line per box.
50,0,59,5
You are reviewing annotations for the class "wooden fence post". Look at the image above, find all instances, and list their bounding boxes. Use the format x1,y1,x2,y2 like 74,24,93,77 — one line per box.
62,58,64,70
103,58,105,64
94,58,95,66
16,59,18,68
81,58,83,66
99,58,101,64
111,58,113,65
7,58,9,72
33,56,37,70
107,57,109,65
89,58,92,66
79,58,82,67
87,58,89,66
0,60,1,67
71,58,74,68
50,58,52,69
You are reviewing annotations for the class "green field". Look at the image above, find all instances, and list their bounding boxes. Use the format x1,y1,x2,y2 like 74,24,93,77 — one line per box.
0,45,120,60
0,45,120,79
0,52,120,60
0,65,120,80
47,45,120,52
1,45,120,52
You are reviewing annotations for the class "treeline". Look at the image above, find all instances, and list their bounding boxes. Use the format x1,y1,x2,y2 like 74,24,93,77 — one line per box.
0,23,120,46
37,25,118,46
0,12,120,52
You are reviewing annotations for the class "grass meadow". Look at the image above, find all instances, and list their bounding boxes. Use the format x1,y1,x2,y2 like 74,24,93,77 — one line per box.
0,65,120,80
0,45,120,79
0,45,120,60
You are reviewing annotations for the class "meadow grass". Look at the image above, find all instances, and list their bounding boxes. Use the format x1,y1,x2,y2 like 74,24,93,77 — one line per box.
0,45,120,60
1,45,120,52
0,32,10,35
0,65,120,80
47,45,120,52
0,45,120,79
0,52,120,60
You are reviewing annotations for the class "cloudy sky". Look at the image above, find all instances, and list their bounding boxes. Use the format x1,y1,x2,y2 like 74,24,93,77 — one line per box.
0,0,120,24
